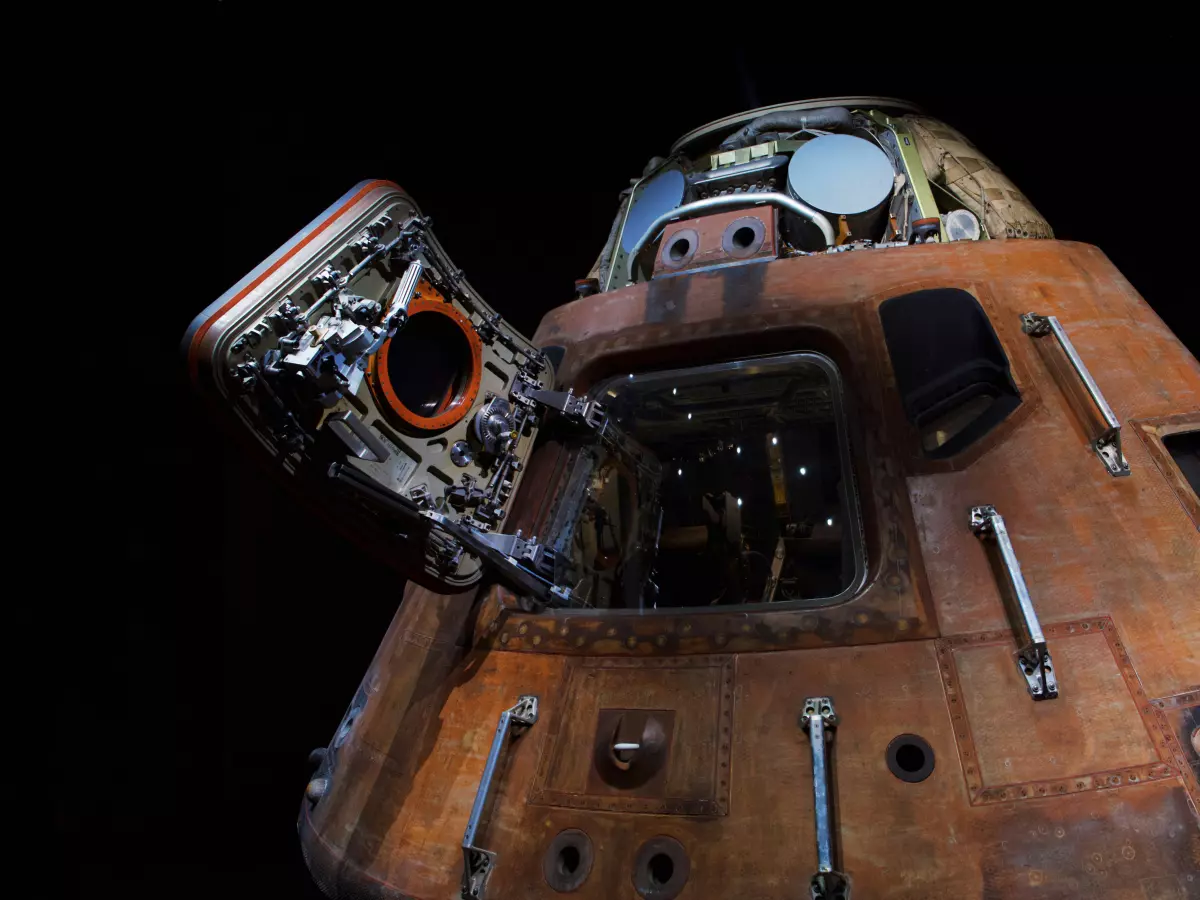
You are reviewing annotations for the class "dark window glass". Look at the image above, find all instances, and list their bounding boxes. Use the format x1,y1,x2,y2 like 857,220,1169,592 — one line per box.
1164,430,1200,496
880,288,1021,457
548,353,865,611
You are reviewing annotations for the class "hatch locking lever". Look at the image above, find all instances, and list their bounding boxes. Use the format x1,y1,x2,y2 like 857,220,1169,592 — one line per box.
461,695,539,900
801,697,850,900
970,505,1059,700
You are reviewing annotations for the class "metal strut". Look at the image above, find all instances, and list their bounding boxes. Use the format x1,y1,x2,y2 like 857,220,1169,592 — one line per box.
970,505,1059,700
801,697,849,900
461,695,539,899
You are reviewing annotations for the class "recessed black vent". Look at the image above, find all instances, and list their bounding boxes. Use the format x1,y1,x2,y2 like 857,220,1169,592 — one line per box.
880,288,1021,458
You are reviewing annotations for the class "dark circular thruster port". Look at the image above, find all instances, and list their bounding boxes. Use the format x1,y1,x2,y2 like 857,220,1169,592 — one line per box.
886,733,935,783
659,228,698,269
632,835,690,900
543,829,594,892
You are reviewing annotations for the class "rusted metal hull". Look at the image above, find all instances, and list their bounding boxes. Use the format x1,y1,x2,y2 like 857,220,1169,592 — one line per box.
301,241,1200,898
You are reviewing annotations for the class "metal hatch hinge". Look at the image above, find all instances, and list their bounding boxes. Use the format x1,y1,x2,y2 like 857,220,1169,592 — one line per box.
970,505,1060,700
325,463,569,610
461,695,539,900
510,376,609,433
472,530,558,583
1021,312,1130,477
510,375,655,485
800,697,850,900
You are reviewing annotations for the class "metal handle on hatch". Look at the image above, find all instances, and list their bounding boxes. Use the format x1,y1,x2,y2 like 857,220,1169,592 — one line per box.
1021,312,1129,477
328,410,391,463
801,697,849,900
970,505,1059,700
461,695,538,899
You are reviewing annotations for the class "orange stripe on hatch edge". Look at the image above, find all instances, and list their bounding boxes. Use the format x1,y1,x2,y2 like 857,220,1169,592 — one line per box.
187,180,401,384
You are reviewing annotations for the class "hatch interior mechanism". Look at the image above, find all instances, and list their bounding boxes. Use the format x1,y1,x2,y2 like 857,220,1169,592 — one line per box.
215,198,863,613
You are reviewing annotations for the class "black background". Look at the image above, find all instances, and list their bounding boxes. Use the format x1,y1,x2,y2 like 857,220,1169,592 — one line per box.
64,27,1197,900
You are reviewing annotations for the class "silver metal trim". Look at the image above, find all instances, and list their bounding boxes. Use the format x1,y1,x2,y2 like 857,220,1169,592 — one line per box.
801,698,849,899
624,194,835,284
387,258,423,323
670,96,923,154
461,695,538,899
802,698,836,872
970,505,1059,701
1021,312,1130,477
602,161,685,293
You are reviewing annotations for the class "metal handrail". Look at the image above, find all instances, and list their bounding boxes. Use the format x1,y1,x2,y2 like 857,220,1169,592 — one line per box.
461,695,538,899
801,697,849,900
1021,312,1130,477
970,505,1059,700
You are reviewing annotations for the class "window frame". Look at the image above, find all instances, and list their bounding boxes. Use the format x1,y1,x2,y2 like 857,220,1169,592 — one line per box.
1131,412,1200,530
547,351,869,616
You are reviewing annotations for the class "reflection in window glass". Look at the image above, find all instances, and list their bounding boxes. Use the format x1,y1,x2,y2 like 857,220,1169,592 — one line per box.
549,354,865,611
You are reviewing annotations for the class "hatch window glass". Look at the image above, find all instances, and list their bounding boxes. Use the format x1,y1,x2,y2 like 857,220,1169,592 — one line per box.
879,288,1021,457
547,353,865,611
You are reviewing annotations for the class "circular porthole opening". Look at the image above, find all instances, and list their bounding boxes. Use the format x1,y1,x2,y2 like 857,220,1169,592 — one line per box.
373,295,483,432
543,829,593,893
633,836,690,899
886,733,935,783
386,312,473,416
668,236,691,262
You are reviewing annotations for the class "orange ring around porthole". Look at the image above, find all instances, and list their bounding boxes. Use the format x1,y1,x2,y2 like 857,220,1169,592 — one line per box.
368,285,483,433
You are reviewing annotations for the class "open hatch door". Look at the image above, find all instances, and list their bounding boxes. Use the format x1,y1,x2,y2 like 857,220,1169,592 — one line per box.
185,181,599,608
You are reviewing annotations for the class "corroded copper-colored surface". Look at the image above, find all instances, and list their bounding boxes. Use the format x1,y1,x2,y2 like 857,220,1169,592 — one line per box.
938,618,1185,806
529,656,734,816
651,207,778,278
301,241,1200,898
